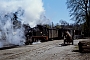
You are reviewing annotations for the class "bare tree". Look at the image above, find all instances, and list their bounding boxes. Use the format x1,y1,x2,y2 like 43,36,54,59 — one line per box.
67,0,89,23
59,20,69,26
67,0,90,36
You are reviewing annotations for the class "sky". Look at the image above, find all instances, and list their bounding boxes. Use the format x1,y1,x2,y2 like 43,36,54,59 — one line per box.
42,0,75,25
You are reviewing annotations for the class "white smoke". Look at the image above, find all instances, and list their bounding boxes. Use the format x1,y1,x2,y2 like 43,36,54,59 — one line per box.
0,0,47,27
0,0,50,48
0,12,25,47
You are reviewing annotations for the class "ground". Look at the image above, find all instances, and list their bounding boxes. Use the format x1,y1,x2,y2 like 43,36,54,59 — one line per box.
0,39,90,60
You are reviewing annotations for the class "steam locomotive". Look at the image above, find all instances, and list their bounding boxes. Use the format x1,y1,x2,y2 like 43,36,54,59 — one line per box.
24,24,60,45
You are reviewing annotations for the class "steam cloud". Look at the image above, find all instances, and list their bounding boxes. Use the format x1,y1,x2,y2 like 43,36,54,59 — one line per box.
0,0,49,27
0,0,50,48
